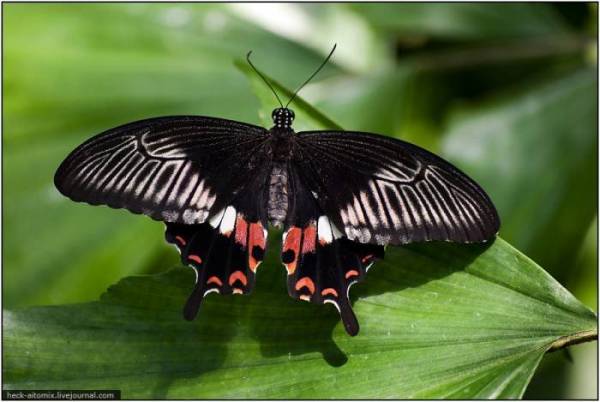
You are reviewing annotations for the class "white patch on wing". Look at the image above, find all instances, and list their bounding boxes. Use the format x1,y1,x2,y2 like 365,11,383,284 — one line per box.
358,228,371,243
317,215,333,244
374,234,391,245
183,208,204,224
219,206,236,234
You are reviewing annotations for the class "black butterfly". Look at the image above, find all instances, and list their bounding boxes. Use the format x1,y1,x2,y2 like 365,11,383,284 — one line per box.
54,46,499,336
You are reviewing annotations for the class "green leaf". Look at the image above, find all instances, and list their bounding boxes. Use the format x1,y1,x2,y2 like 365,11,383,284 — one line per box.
4,239,596,398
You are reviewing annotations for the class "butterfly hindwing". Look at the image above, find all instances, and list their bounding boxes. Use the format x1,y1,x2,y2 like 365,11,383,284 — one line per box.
282,169,384,335
294,130,500,246
166,200,268,320
54,116,270,225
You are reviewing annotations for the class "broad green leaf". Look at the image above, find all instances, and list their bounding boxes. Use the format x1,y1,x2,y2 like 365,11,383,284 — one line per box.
442,68,597,282
4,239,596,398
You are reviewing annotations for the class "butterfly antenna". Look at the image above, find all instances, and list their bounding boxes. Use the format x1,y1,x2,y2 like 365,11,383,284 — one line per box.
285,44,337,108
246,51,284,108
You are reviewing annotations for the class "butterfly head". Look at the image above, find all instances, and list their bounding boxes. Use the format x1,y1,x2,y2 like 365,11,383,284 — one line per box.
272,108,295,129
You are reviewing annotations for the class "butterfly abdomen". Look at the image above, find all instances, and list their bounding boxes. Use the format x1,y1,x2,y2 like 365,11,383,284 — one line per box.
267,161,289,228
266,129,295,228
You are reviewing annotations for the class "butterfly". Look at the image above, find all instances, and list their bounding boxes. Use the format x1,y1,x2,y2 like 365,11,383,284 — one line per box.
54,45,499,336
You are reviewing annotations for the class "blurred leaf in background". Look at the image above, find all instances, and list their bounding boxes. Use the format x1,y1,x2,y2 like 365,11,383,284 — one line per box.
3,2,597,399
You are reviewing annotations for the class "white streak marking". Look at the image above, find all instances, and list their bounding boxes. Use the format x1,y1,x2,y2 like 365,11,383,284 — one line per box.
378,181,401,229
346,203,359,226
154,161,182,203
220,206,236,234
197,188,210,208
144,163,170,202
340,209,350,225
190,179,205,206
360,191,379,229
167,161,192,205
317,215,333,244
368,180,389,228
177,172,199,208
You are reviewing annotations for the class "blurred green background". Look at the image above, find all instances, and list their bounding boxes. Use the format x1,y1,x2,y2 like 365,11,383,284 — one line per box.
3,3,597,398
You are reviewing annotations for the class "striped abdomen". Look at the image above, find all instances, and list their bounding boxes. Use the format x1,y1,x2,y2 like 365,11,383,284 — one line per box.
267,162,289,228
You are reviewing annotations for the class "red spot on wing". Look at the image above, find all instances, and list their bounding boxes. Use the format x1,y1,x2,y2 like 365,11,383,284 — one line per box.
235,215,248,247
301,224,317,254
207,276,223,286
345,270,360,280
321,288,338,297
248,222,266,272
175,236,186,246
283,227,301,275
228,270,248,286
295,276,315,295
188,254,202,264
361,254,374,263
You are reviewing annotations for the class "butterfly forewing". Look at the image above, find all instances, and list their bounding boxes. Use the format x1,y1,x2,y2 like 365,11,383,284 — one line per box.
293,130,500,246
54,116,270,225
